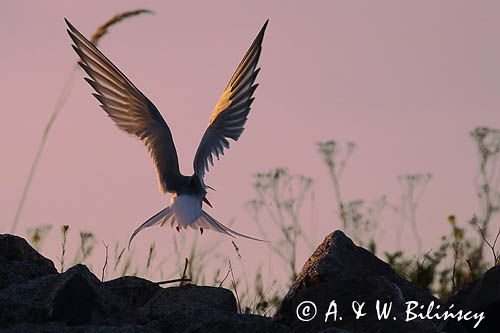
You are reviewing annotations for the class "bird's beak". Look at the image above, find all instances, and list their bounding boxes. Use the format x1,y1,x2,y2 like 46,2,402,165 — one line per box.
203,197,213,208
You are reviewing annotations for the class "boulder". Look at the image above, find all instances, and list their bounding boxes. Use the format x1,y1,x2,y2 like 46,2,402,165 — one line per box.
7,231,496,332
0,264,124,327
0,233,278,331
135,284,238,331
274,230,442,332
136,284,237,322
185,314,290,333
2,322,154,333
0,234,57,289
103,276,162,323
444,265,500,332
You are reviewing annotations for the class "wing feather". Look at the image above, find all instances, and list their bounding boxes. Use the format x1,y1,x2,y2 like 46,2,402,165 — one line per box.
66,19,181,193
193,20,268,178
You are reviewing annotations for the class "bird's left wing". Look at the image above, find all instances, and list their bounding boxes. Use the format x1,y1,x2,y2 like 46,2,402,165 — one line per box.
193,20,268,179
66,19,181,193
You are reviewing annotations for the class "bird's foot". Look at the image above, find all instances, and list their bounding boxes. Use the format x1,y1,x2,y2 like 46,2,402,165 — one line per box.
200,228,204,235
176,226,180,233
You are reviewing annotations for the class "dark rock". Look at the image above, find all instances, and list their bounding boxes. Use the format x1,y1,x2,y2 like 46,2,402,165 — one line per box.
143,312,286,333
2,323,73,333
279,275,439,332
0,264,124,327
0,234,57,289
10,231,493,332
49,264,124,325
317,328,352,333
3,322,158,332
137,284,236,320
274,230,442,332
0,233,286,331
135,284,238,331
103,276,162,322
0,253,277,332
185,314,290,332
444,265,500,332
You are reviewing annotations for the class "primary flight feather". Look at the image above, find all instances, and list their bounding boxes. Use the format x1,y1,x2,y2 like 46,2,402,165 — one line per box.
66,19,268,246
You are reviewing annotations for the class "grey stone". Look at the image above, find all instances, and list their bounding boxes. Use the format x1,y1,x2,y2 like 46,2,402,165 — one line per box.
274,230,442,332
185,314,290,333
444,265,500,332
0,234,57,290
135,284,238,331
0,264,124,327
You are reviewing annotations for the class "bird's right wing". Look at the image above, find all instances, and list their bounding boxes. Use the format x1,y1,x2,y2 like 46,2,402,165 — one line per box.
66,19,181,193
193,20,268,179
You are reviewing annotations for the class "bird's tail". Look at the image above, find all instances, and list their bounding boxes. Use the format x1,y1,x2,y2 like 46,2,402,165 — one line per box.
128,207,267,249
197,210,267,242
128,207,173,249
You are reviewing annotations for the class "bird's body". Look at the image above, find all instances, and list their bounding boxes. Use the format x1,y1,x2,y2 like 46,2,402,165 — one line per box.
170,194,203,227
66,19,268,246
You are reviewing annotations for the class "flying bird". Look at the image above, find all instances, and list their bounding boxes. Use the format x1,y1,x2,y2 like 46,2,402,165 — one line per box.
66,19,268,247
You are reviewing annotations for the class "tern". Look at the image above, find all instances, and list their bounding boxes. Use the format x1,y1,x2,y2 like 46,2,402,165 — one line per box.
66,19,268,246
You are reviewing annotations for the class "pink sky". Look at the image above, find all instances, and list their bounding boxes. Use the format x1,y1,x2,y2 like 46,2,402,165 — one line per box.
2,1,500,282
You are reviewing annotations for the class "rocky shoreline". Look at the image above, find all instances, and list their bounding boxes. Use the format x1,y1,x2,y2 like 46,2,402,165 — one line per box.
0,232,497,332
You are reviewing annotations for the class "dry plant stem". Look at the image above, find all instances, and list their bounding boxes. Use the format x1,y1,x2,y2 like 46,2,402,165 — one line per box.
253,281,277,315
407,181,423,254
180,258,189,287
229,261,242,313
396,174,430,254
466,259,475,280
476,159,493,254
59,225,69,273
472,219,500,264
232,241,250,297
170,226,222,285
218,264,231,288
101,241,109,282
146,243,156,272
10,68,77,234
257,192,292,269
155,278,191,285
250,194,287,261
106,278,192,290
89,9,154,44
113,247,126,274
271,182,297,277
393,202,406,250
121,255,132,277
317,141,356,230
330,168,346,229
451,242,458,292
471,127,500,259
10,8,153,234
493,226,500,264
251,169,314,283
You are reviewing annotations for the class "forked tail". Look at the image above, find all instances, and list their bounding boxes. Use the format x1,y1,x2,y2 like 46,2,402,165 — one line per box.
198,210,267,242
128,207,173,249
128,207,266,248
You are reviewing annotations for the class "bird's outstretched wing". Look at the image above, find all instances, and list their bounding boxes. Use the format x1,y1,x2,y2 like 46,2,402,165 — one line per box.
66,19,181,193
193,20,268,178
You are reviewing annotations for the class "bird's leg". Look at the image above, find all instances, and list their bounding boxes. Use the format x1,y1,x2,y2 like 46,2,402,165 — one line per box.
176,226,180,233
200,228,204,235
